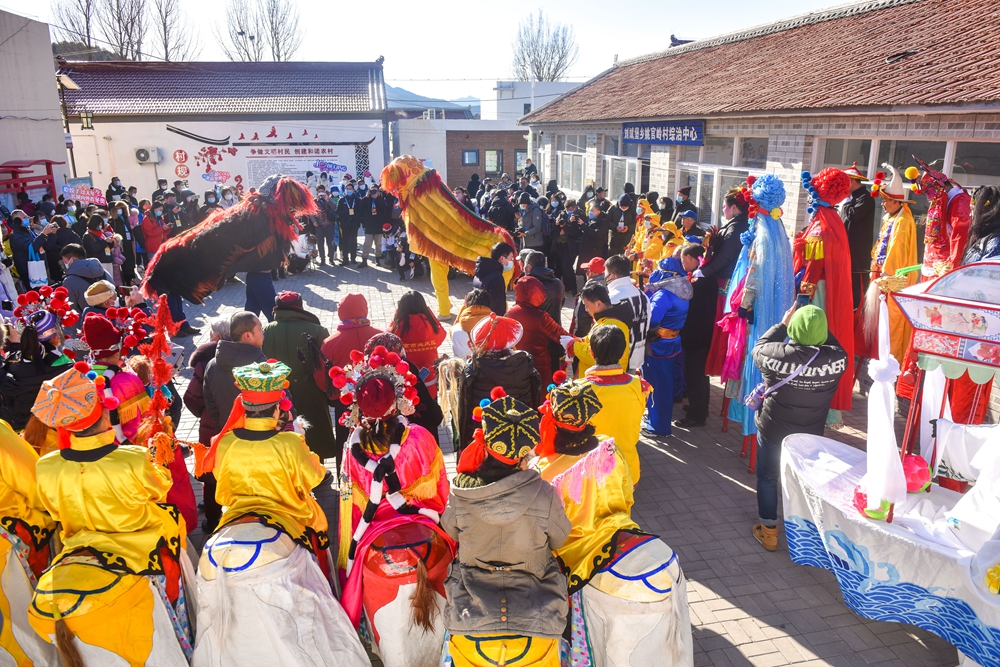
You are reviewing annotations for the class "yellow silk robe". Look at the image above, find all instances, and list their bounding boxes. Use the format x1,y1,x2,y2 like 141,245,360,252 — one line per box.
582,369,650,484
872,204,918,363
35,430,182,574
535,443,638,591
214,418,328,545
0,420,54,549
572,316,631,376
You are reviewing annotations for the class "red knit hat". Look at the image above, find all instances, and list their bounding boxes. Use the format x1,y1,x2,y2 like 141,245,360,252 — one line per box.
514,276,546,308
81,312,122,358
471,314,523,352
338,293,369,321
274,290,303,310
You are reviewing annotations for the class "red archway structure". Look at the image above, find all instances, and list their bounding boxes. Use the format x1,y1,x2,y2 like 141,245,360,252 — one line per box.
0,159,66,201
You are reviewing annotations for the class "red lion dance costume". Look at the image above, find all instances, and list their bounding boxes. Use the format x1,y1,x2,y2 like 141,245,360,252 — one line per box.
793,168,855,414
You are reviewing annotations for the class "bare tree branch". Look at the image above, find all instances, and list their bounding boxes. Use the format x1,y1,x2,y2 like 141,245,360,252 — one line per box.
511,10,579,82
217,0,266,62
148,0,201,61
259,0,301,62
95,0,147,60
51,0,98,50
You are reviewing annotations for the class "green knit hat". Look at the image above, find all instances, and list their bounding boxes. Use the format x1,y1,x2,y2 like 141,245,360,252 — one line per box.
788,305,828,346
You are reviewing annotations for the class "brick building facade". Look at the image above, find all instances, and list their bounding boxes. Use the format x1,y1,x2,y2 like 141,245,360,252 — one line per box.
444,130,527,190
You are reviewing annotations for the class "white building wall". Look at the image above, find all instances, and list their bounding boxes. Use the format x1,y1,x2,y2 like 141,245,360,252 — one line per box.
0,11,69,195
69,118,386,199
482,81,579,121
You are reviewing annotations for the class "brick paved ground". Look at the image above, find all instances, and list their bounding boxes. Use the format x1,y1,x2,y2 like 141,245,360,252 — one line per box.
168,256,958,667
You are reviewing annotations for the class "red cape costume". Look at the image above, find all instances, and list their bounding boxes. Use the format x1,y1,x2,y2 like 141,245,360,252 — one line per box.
794,205,855,411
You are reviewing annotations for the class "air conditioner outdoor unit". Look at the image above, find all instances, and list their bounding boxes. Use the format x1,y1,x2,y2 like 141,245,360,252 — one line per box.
135,147,160,164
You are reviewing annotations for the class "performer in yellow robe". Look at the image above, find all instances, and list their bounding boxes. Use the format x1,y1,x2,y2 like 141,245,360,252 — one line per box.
27,364,192,665
0,419,56,666
533,381,693,667
863,164,917,364
193,360,368,667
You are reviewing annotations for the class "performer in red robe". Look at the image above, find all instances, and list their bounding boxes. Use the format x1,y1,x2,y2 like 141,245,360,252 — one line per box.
793,168,855,415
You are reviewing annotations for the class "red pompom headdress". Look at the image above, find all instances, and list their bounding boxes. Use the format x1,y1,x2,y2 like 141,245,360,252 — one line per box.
333,345,418,430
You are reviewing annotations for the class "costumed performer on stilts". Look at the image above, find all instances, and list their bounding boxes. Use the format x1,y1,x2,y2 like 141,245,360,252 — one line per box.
641,257,691,437
794,168,855,426
0,418,57,665
191,360,368,667
381,155,516,320
334,344,453,667
441,389,571,667
722,174,795,438
533,368,693,667
859,165,917,368
28,364,193,666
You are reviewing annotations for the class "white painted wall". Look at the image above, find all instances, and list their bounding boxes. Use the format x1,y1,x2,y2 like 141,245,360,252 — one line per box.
0,10,69,197
69,118,386,199
394,118,521,185
481,81,579,121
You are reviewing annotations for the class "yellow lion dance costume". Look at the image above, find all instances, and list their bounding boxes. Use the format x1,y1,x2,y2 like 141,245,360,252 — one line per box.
381,156,516,317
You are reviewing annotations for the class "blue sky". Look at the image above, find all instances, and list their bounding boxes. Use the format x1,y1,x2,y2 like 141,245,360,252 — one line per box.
3,0,843,101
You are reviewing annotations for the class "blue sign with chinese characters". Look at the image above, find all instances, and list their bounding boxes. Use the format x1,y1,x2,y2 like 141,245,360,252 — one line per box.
622,121,704,146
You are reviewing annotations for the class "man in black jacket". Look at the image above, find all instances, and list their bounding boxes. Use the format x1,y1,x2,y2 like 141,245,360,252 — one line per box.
473,241,514,316
152,178,169,201
750,303,847,551
359,185,389,267
671,186,697,223
676,244,715,428
840,163,877,309
336,183,361,264
607,194,635,257
314,186,338,264
105,176,127,204
203,311,268,429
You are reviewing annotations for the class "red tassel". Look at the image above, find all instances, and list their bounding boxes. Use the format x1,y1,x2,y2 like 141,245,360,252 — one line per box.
457,429,488,473
490,386,506,400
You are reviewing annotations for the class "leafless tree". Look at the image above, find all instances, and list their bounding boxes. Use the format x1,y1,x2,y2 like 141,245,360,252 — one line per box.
51,0,98,51
259,0,301,62
217,0,266,62
148,0,201,60
94,0,147,60
511,10,579,82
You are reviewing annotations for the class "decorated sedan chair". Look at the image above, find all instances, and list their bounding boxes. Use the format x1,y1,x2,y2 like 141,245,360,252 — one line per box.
27,365,193,667
782,263,1000,667
334,345,453,667
191,360,367,666
533,380,693,667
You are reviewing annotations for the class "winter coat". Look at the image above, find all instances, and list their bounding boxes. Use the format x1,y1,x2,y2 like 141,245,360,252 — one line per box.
702,213,750,282
508,301,569,381
203,341,267,428
320,322,384,369
488,199,516,235
841,187,877,275
528,266,564,326
607,276,651,371
141,215,170,255
82,231,113,264
404,358,443,442
8,226,46,285
390,314,447,398
519,203,547,250
472,257,508,316
571,275,605,338
360,195,390,235
0,351,71,430
182,341,220,446
62,258,112,314
751,323,848,445
671,198,697,224
682,271,717,351
578,213,608,265
262,308,335,459
458,351,540,448
607,205,635,257
442,470,570,638
105,183,127,204
337,195,362,231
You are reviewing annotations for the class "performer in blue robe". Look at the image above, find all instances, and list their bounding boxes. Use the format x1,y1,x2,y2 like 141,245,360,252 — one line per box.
642,257,692,435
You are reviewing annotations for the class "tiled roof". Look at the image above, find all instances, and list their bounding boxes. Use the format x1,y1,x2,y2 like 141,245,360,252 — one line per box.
522,0,1000,124
58,60,386,116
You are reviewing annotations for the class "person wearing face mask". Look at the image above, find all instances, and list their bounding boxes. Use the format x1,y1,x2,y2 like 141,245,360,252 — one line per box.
9,210,56,291
696,186,751,378
141,201,170,257
198,190,223,222
220,187,237,208
126,186,139,208
671,187,697,224
578,200,608,272
473,241,516,316
151,178,169,201
337,183,361,265
179,190,199,230
359,185,388,268
608,194,637,257
105,177,127,204
517,192,546,251
313,186,338,265
110,202,137,285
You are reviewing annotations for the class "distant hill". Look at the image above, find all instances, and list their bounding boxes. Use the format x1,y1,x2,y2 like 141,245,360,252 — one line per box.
452,95,481,117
